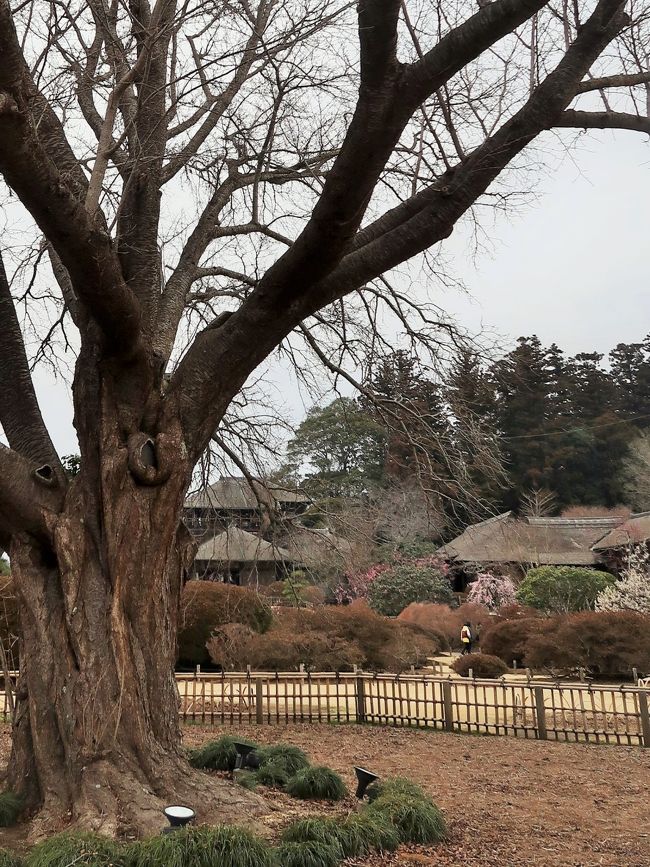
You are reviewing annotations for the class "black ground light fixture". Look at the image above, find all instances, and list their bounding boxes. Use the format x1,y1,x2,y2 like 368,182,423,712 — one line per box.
162,805,196,834
354,767,379,800
233,741,257,770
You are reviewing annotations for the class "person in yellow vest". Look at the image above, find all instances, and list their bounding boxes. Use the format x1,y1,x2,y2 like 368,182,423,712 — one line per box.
460,622,473,655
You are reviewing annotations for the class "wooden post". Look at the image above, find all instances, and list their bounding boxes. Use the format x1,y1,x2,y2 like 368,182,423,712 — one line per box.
632,667,638,684
255,678,264,725
639,690,650,748
534,686,547,741
355,676,366,724
512,659,517,670
579,667,586,683
468,668,474,680
443,680,454,732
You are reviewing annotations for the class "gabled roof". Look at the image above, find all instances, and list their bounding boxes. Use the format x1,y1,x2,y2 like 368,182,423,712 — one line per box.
592,512,650,550
185,477,310,510
195,526,292,563
439,513,624,567
282,527,355,567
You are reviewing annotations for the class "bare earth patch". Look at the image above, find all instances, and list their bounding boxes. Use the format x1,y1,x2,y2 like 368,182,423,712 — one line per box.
0,723,647,865
182,723,650,867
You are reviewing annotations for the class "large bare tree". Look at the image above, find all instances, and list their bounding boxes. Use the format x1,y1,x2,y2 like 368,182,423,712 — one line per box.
0,0,648,836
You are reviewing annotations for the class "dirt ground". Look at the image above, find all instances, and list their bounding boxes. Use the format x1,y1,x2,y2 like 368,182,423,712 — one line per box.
0,723,646,865
182,722,650,867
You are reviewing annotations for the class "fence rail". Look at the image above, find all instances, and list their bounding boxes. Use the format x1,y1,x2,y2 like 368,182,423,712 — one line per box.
176,671,650,747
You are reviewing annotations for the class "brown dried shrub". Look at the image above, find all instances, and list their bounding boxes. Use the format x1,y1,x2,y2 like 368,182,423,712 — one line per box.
480,617,546,666
523,611,650,680
397,602,492,650
451,653,509,679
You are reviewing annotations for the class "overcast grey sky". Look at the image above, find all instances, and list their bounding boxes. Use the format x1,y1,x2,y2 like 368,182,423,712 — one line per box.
33,128,650,458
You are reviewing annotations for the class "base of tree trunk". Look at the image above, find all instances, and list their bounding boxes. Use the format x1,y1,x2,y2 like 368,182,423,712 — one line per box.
17,751,266,840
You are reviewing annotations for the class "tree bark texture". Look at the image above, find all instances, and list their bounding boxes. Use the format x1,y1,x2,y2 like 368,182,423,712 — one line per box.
6,377,262,837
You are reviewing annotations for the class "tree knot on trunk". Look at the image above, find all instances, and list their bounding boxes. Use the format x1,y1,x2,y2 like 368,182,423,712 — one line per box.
127,431,182,486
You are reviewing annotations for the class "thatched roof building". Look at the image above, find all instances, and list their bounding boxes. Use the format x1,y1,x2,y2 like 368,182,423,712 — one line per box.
193,526,292,586
438,512,650,570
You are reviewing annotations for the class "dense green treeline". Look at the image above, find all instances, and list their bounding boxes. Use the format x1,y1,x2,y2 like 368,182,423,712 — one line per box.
286,335,650,515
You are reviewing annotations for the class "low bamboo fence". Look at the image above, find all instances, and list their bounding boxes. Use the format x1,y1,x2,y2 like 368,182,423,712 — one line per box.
176,671,650,748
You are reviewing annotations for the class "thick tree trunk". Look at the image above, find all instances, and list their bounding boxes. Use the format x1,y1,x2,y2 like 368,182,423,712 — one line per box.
6,413,263,837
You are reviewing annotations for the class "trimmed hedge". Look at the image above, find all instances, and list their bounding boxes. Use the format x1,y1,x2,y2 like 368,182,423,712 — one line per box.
480,617,546,666
178,582,272,667
367,565,454,617
208,605,445,673
451,653,509,679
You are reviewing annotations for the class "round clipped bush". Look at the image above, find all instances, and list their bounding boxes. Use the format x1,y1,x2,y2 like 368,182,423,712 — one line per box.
188,735,257,771
26,833,129,867
132,825,273,867
286,766,347,801
451,653,509,679
480,617,545,665
368,794,446,844
273,840,343,867
367,565,453,617
0,792,22,827
517,566,616,614
178,581,272,667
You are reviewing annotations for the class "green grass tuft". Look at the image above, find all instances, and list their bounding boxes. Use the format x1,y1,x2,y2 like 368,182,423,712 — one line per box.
187,735,257,771
272,840,343,867
285,767,347,802
235,771,259,790
25,832,129,867
254,761,289,788
366,776,427,803
255,745,309,777
0,849,23,867
281,814,398,859
368,794,446,844
0,792,23,828
133,825,273,867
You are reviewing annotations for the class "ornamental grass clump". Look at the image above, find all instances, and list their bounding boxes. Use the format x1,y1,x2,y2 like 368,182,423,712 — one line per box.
368,794,446,844
0,792,23,827
285,766,347,801
365,776,427,803
0,851,22,867
26,832,130,867
254,761,290,788
132,826,273,867
281,814,399,859
255,744,309,777
188,735,257,771
272,840,343,867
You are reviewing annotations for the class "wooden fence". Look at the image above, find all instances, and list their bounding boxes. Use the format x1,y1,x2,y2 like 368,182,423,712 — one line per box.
176,671,650,747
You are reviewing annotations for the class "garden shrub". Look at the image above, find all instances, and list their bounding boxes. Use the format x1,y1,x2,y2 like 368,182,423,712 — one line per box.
480,617,546,666
178,582,272,667
0,792,22,827
523,611,650,679
516,566,616,614
285,766,347,801
188,735,257,772
272,840,343,867
208,605,444,672
132,826,273,867
466,572,517,611
451,653,508,679
398,602,492,650
26,833,129,867
206,624,256,671
367,565,454,616
368,794,446,844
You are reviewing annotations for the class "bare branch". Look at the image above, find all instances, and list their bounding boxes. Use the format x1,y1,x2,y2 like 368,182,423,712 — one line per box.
555,109,650,133
576,70,650,92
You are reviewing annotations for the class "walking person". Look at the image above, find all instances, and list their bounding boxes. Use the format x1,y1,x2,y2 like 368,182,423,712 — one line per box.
460,622,473,655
